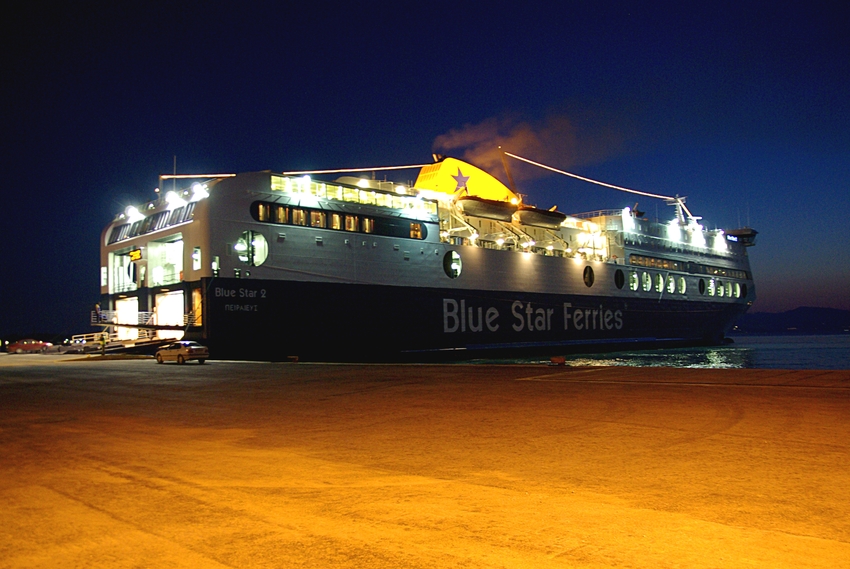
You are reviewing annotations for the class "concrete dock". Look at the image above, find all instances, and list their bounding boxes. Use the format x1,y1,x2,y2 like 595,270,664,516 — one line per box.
1,355,848,567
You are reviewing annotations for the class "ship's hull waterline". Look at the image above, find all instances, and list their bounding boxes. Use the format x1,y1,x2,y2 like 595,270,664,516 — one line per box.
199,277,747,361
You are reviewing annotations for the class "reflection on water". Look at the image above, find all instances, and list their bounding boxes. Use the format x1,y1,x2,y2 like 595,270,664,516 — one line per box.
529,345,757,369
506,335,850,370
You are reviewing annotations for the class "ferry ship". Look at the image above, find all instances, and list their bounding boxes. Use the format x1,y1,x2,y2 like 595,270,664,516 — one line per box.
97,154,757,360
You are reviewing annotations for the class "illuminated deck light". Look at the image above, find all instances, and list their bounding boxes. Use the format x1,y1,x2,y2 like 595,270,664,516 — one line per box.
622,207,635,232
191,183,209,201
714,231,727,252
125,206,144,222
166,190,187,209
690,224,706,248
667,219,681,242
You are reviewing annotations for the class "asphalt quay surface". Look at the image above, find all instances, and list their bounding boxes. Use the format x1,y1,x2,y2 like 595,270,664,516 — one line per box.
1,354,849,568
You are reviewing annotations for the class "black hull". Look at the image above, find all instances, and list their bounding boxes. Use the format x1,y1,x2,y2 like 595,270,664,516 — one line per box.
199,278,747,362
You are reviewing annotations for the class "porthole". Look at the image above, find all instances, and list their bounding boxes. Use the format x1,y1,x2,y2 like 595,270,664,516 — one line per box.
641,272,652,292
717,280,725,297
725,282,732,297
443,250,462,278
614,269,625,289
734,282,741,298
666,275,675,294
708,278,716,296
654,273,664,293
235,230,268,266
583,266,595,287
741,283,748,298
629,271,639,291
677,276,687,294
699,279,706,295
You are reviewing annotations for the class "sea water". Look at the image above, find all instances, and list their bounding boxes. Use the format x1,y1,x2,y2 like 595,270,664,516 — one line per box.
507,335,850,370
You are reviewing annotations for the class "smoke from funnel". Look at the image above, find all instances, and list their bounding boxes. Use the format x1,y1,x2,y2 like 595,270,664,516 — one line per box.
433,113,627,183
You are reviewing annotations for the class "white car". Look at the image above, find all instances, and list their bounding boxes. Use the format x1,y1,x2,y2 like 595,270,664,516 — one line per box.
155,341,209,364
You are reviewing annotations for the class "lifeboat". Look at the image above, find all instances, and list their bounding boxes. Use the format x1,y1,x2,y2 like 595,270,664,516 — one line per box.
456,195,517,221
514,205,567,229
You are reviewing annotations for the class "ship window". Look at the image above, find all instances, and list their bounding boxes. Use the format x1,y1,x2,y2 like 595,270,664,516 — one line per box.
129,220,143,237
168,206,185,226
292,209,307,226
183,202,196,222
614,269,625,289
641,272,652,292
345,215,359,232
148,237,184,287
310,211,326,228
410,223,422,239
717,280,725,297
699,279,706,295
150,211,168,232
654,273,664,293
258,203,271,222
443,251,462,278
724,281,732,297
331,213,342,230
708,278,716,296
741,283,747,298
629,271,639,291
678,276,687,294
326,185,342,201
343,187,359,202
667,275,675,294
108,224,128,244
583,266,594,287
275,205,289,224
734,282,741,298
235,230,269,266
363,218,374,233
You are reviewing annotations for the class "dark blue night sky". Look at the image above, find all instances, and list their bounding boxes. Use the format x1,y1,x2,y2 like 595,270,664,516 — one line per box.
3,2,848,335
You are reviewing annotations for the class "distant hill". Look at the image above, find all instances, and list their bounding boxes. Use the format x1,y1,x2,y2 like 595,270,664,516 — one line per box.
731,307,850,335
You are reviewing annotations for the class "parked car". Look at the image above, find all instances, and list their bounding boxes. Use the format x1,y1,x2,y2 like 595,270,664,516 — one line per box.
155,341,209,364
7,339,52,354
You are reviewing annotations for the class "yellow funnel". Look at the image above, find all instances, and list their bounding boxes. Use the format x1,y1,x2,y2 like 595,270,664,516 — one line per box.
414,157,518,202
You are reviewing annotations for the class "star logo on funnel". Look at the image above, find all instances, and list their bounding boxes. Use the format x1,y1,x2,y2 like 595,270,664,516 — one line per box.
452,169,470,191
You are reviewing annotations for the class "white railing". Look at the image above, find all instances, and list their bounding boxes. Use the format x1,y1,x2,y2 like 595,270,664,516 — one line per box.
71,328,158,344
91,311,201,327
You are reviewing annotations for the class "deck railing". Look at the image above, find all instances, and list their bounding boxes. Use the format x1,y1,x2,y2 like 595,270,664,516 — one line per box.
91,311,201,327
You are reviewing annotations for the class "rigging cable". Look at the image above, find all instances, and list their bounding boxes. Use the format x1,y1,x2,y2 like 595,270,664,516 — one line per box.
503,151,697,221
